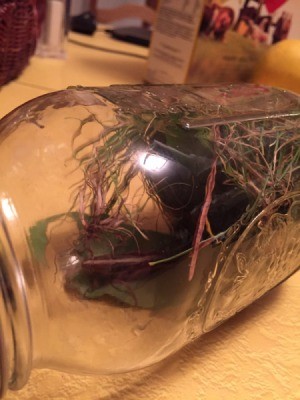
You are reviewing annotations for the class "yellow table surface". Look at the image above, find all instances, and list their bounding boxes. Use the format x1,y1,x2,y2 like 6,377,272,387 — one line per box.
0,30,299,400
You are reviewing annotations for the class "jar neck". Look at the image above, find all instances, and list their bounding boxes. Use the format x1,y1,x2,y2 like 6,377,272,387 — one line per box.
0,196,32,397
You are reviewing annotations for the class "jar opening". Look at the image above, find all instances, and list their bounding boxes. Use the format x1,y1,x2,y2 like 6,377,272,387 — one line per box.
0,256,11,397
0,195,32,396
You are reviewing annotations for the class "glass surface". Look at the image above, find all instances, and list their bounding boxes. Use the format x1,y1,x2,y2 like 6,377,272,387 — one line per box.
0,84,299,380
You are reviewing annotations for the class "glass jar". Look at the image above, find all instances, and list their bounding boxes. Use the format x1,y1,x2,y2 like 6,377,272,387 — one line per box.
0,84,299,397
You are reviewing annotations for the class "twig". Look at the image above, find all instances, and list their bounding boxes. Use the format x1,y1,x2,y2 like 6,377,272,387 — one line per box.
189,158,217,281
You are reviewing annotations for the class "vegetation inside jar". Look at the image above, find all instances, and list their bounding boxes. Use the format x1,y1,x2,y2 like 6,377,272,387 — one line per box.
28,87,300,308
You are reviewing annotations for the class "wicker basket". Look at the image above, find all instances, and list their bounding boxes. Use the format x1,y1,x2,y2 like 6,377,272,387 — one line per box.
0,0,45,86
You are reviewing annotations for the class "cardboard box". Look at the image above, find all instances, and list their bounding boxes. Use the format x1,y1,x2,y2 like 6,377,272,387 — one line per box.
146,0,299,84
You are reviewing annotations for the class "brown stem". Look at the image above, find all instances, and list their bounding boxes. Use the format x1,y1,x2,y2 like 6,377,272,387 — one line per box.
189,158,217,281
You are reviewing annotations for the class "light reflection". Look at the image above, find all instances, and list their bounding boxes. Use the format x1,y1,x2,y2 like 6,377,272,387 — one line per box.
1,197,17,221
69,255,80,266
139,152,167,172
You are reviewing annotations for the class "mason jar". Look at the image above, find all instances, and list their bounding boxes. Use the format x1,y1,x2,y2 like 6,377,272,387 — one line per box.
0,83,299,397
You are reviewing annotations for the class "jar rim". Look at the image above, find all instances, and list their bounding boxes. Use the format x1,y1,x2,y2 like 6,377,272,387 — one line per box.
0,195,32,396
0,258,11,397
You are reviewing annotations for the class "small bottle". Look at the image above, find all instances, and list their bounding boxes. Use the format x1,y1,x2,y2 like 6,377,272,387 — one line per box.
0,84,299,396
36,0,69,59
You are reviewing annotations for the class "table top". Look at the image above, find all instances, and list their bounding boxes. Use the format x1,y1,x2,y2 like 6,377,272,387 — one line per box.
0,30,148,118
1,30,299,400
